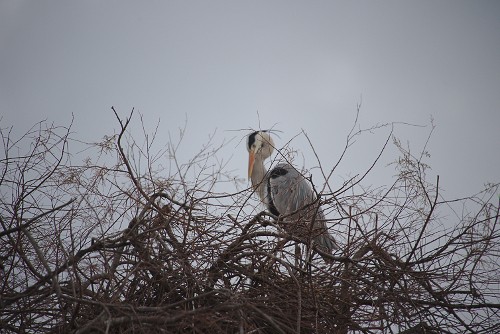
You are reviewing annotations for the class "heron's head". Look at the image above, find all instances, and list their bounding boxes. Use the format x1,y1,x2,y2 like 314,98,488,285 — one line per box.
247,130,275,178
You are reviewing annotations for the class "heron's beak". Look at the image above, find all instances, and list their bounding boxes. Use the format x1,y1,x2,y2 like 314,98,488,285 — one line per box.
248,151,255,180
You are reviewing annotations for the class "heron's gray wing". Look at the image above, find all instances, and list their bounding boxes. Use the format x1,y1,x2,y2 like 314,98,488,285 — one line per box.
268,163,339,253
268,163,314,216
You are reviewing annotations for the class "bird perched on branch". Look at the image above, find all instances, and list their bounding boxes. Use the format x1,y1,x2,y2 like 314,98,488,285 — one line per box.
247,130,339,258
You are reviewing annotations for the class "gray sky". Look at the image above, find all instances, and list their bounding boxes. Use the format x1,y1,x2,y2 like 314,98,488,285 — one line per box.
1,1,499,200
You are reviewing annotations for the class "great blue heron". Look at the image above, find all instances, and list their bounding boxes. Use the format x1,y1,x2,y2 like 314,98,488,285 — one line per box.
247,130,339,260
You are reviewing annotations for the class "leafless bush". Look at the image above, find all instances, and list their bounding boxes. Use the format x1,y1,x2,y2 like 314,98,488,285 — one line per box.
1,109,499,333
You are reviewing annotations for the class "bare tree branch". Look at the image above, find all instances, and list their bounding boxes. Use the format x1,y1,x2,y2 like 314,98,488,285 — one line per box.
1,110,498,333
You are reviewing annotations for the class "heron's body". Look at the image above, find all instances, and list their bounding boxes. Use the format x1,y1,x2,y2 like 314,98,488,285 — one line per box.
247,131,338,256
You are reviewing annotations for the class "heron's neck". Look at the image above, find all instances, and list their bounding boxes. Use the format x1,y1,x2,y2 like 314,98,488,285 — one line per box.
251,156,267,202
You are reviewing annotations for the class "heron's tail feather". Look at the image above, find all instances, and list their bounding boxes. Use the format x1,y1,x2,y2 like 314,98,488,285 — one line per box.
313,232,339,264
316,232,339,252
311,210,339,263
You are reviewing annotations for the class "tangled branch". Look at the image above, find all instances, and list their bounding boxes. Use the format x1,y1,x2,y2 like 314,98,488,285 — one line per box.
1,111,499,333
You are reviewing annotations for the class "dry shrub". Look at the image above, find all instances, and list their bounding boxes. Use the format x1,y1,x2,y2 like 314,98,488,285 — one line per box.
1,109,499,333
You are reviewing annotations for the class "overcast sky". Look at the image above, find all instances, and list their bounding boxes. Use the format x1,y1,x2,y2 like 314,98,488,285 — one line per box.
1,1,499,201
